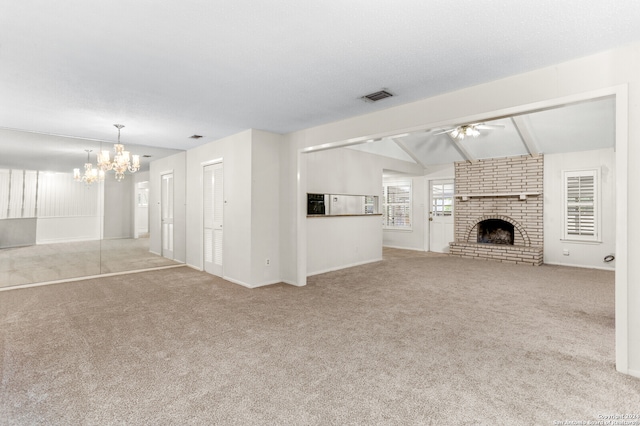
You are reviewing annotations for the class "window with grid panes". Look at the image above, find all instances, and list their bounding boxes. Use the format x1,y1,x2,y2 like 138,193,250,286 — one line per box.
382,181,411,229
431,182,454,217
563,169,599,241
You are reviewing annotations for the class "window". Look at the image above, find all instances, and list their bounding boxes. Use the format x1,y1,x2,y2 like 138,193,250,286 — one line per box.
563,169,599,241
382,181,411,229
431,181,454,217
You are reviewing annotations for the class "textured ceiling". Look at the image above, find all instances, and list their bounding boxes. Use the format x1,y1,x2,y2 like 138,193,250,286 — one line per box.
1,0,639,153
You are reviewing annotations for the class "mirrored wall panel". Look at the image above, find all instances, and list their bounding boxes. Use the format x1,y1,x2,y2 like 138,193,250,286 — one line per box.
0,128,185,289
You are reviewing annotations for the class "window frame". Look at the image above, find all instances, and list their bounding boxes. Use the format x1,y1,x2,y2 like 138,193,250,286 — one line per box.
562,168,601,242
382,180,412,230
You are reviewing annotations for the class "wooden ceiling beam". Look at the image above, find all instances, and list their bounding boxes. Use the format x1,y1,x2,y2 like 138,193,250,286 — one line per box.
511,116,540,157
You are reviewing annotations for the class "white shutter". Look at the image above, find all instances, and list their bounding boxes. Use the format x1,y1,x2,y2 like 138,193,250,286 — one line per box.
564,170,599,241
382,181,412,229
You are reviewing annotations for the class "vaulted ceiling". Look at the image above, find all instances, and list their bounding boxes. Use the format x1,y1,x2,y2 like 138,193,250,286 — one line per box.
0,1,638,164
347,96,615,166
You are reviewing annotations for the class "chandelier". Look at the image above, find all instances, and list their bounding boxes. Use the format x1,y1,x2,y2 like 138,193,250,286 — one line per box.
450,124,480,141
97,124,140,181
73,150,105,185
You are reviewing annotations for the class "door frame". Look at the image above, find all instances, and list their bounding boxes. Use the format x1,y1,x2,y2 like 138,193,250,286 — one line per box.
426,178,455,253
202,158,224,276
160,171,174,259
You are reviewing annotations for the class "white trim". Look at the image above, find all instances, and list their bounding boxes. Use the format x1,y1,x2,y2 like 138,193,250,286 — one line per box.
222,275,280,289
614,85,629,375
201,157,223,167
543,261,615,271
562,168,600,242
307,258,383,277
383,245,425,252
382,179,413,230
627,369,640,380
0,264,187,292
186,263,204,272
297,149,307,286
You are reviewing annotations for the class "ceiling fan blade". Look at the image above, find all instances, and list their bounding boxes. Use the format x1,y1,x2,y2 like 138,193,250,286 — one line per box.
475,123,505,129
432,129,454,135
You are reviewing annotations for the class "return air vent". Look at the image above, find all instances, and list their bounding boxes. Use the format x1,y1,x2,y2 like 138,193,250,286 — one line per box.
362,89,394,102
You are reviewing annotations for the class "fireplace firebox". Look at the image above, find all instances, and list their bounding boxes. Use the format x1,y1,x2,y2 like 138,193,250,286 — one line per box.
477,219,514,245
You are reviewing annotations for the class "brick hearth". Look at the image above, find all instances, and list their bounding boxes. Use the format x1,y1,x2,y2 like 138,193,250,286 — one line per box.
449,155,544,266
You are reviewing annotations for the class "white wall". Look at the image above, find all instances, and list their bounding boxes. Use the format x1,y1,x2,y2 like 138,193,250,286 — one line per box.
382,176,425,251
149,151,186,262
307,215,383,275
381,164,455,251
37,217,101,243
250,130,282,286
184,129,283,288
185,130,252,284
544,148,616,270
282,42,640,377
34,171,103,244
305,147,421,274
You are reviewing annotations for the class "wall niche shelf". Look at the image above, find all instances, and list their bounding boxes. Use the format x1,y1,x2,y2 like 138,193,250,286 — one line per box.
455,192,541,201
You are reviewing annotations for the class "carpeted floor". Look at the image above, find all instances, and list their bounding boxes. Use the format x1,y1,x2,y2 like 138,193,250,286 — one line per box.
1,249,638,425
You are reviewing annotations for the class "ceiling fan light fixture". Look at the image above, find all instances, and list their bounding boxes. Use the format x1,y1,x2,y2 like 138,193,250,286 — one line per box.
449,124,482,141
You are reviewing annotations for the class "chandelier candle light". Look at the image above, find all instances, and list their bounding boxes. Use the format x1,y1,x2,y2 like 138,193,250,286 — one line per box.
97,124,140,181
74,150,105,185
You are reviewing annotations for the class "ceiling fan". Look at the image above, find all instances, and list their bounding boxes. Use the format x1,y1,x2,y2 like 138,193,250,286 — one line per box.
434,123,504,141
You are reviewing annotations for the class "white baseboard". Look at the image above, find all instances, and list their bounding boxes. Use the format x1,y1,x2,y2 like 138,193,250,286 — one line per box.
543,261,615,271
0,264,187,292
222,276,280,289
187,265,282,289
383,245,425,251
36,236,100,245
307,258,383,277
186,264,204,272
626,368,640,380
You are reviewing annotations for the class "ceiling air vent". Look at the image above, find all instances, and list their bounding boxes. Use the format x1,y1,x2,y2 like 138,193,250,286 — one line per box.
362,89,394,102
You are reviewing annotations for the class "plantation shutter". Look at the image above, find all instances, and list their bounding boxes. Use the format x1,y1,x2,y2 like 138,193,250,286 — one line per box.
564,170,598,241
382,181,411,229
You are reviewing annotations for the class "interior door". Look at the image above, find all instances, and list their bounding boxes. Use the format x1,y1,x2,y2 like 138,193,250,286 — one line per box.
135,181,149,238
203,162,223,277
429,180,454,253
161,172,174,259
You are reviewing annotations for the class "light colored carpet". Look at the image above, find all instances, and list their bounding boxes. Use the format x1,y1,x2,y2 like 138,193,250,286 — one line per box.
1,249,638,425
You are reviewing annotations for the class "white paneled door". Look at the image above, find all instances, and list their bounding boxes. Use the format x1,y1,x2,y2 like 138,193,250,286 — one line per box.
161,172,174,259
203,162,223,277
429,180,455,253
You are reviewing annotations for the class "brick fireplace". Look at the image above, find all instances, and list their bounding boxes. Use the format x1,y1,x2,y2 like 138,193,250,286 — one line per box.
449,155,544,265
